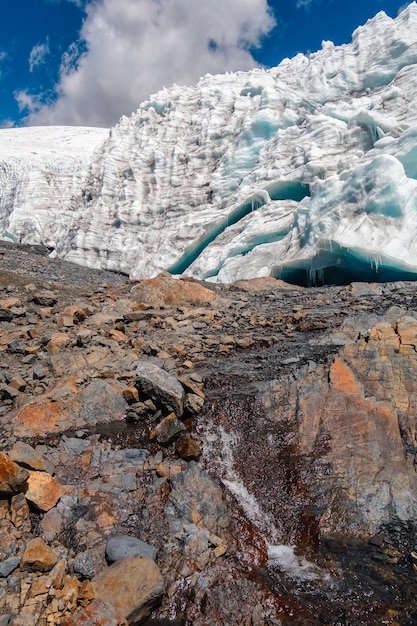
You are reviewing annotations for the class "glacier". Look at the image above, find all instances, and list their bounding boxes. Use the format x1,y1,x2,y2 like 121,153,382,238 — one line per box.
1,4,417,285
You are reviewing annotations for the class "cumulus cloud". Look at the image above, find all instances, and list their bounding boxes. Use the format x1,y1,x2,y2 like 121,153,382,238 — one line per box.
22,0,275,127
29,39,50,72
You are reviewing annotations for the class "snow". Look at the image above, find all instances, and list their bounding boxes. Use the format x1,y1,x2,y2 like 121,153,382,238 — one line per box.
1,4,417,284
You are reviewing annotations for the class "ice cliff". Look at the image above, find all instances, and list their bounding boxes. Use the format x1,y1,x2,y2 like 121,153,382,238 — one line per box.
1,3,417,285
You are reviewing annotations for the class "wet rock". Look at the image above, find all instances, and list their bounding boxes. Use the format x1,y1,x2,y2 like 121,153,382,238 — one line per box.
184,392,204,415
136,361,185,416
165,462,229,536
25,471,62,512
92,556,164,624
150,413,187,445
0,453,29,495
175,435,202,461
21,538,58,572
105,536,158,563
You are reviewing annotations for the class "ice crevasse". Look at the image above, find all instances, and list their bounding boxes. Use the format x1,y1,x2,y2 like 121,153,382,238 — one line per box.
2,4,417,284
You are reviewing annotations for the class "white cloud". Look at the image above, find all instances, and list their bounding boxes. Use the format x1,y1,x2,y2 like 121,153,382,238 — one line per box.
29,38,50,72
0,50,7,79
22,0,275,128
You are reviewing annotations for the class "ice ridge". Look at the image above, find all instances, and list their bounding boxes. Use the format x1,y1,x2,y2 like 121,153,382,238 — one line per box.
1,4,417,285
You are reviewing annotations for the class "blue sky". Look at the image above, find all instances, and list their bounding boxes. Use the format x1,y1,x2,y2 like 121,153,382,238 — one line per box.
0,0,412,128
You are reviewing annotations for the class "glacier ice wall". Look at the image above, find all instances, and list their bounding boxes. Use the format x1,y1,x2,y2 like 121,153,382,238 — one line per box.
2,4,417,285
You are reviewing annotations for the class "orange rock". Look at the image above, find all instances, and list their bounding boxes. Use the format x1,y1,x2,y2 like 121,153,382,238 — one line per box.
106,329,128,342
21,537,58,572
46,332,70,353
92,556,164,624
0,452,29,495
25,471,63,512
13,400,62,434
131,273,217,307
329,359,363,396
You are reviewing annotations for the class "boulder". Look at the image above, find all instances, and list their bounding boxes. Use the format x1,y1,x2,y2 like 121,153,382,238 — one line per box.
165,462,229,536
136,361,185,416
0,452,29,495
131,273,217,308
150,413,187,445
21,538,58,572
106,536,158,563
25,471,62,512
9,441,54,473
77,379,128,428
92,556,164,624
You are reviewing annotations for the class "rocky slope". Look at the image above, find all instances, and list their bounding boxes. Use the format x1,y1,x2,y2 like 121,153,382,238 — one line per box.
1,241,417,624
2,5,417,284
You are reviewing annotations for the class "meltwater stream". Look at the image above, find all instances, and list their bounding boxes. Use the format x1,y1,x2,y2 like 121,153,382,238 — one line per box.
197,349,417,626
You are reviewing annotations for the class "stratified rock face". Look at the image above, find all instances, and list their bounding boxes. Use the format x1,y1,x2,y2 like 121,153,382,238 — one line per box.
254,314,417,537
2,7,417,284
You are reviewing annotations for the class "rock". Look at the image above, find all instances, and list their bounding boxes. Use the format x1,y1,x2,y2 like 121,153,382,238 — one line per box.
136,361,185,416
0,308,13,322
165,462,229,536
21,538,58,572
106,536,158,563
9,441,54,473
46,332,70,353
0,452,29,495
92,556,164,623
32,364,45,380
72,552,99,579
64,599,128,626
8,376,26,391
0,557,20,578
77,379,128,428
184,393,204,415
40,508,64,541
131,273,217,308
25,471,62,512
175,435,202,461
150,413,187,445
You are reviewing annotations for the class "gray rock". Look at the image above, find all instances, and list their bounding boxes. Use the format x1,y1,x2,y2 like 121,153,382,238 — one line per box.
0,557,20,578
165,462,230,536
136,361,185,416
106,535,157,563
72,552,98,579
77,379,128,427
184,393,204,415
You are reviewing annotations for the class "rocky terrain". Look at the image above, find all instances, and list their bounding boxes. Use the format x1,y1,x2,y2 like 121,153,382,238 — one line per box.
1,240,417,625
